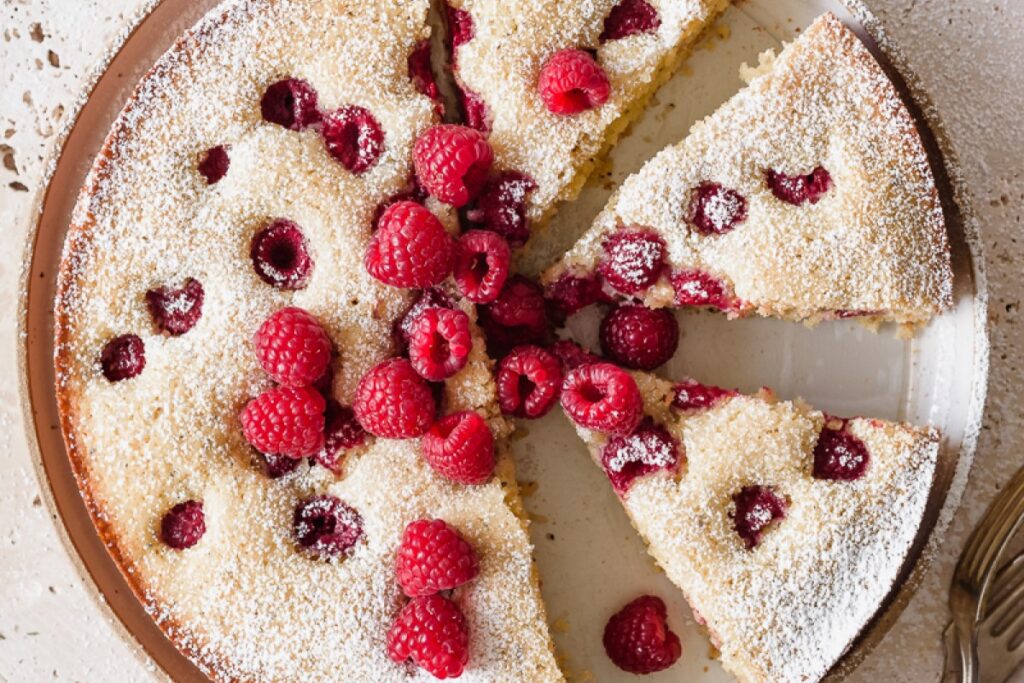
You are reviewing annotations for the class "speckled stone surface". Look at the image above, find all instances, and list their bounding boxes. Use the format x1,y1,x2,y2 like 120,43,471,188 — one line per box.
0,1,1021,682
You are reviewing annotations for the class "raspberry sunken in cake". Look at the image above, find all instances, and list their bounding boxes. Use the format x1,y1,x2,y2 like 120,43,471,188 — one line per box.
441,0,731,245
54,1,562,680
559,361,939,683
543,13,953,330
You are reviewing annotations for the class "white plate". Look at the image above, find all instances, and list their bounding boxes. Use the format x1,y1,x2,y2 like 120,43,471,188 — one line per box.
18,0,987,681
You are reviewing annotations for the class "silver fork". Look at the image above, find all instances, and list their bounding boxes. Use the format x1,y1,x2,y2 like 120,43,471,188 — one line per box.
978,551,1024,683
944,466,1024,683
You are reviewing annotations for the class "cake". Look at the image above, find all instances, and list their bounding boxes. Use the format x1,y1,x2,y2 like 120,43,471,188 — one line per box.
542,13,954,329
559,363,939,682
442,0,730,245
53,0,562,680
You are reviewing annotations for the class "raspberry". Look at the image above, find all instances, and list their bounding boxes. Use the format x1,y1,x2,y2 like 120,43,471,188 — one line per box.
672,378,736,412
322,105,385,175
545,272,608,317
397,519,480,596
315,400,367,473
603,595,681,674
600,229,666,295
561,362,643,436
766,166,832,205
408,40,441,106
464,171,537,245
480,275,550,356
365,201,455,288
413,125,493,207
458,86,491,132
453,230,511,303
354,358,436,438
387,594,469,679
599,305,678,370
732,486,787,549
445,3,475,68
550,340,602,372
421,411,495,484
495,345,563,419
146,279,204,336
671,269,735,310
240,386,326,458
812,418,870,481
600,0,661,42
262,452,302,479
260,78,320,130
197,145,229,184
253,307,333,387
293,495,364,559
100,334,145,382
408,307,473,382
688,182,747,235
250,219,313,290
395,288,456,351
537,49,611,116
159,500,205,550
601,419,679,494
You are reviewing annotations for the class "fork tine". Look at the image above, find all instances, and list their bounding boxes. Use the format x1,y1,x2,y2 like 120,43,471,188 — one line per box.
989,561,1024,634
964,471,1024,586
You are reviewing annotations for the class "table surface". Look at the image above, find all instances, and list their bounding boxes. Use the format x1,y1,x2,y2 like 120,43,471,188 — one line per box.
1,1,1021,681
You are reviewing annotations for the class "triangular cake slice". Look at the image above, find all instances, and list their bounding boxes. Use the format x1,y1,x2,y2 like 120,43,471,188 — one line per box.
543,13,953,328
559,362,938,682
54,0,561,680
443,0,730,244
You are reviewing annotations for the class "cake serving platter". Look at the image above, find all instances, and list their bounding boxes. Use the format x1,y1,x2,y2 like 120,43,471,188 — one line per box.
18,0,988,681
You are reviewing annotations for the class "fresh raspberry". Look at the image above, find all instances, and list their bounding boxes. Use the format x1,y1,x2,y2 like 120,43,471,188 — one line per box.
421,411,495,484
732,486,787,549
601,419,679,494
314,400,367,473
408,40,441,106
672,378,736,412
197,145,230,184
495,345,563,419
262,452,302,479
813,418,870,481
545,272,608,317
253,307,332,387
293,495,364,559
465,171,537,246
322,105,385,175
397,519,480,597
260,78,320,130
240,386,326,458
599,305,679,370
453,230,511,303
100,334,145,382
388,594,469,678
603,595,681,674
354,358,436,438
537,49,611,116
458,86,491,132
159,500,205,550
365,201,455,288
600,0,661,42
688,182,747,235
413,125,493,207
146,279,204,336
550,340,602,372
250,219,313,290
671,269,735,310
561,362,643,436
373,178,429,228
445,2,475,67
408,307,473,382
480,275,550,356
766,166,832,205
395,288,456,351
600,229,666,295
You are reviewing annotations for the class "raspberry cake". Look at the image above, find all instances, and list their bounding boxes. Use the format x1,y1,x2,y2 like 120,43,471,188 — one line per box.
543,13,953,328
442,0,730,245
54,1,561,680
560,363,939,682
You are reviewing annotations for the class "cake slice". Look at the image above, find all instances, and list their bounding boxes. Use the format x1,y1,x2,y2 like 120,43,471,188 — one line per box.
54,0,561,680
443,0,730,245
543,13,953,329
559,361,938,683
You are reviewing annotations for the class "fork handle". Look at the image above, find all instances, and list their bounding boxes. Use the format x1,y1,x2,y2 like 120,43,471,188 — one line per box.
942,620,978,683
